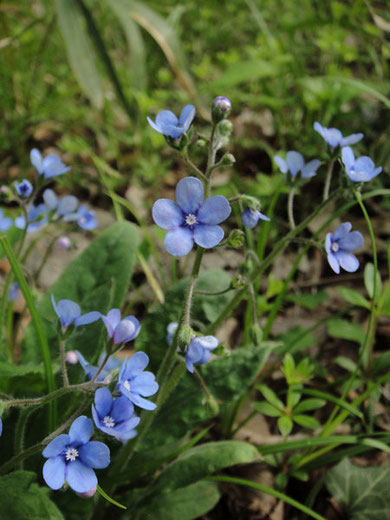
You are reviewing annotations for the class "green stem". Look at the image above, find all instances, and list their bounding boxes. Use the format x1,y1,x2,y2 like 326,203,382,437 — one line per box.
323,158,335,201
287,187,296,229
59,338,69,387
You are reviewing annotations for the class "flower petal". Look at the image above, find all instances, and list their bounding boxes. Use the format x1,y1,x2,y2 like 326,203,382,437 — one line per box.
125,351,150,376
66,460,97,493
185,354,194,373
340,133,364,146
42,434,70,458
242,208,259,229
187,341,204,364
43,456,66,490
129,392,157,410
68,416,93,445
156,110,178,127
152,199,184,230
42,155,70,178
111,396,135,423
79,441,110,469
325,233,332,255
30,148,43,173
274,155,287,174
335,251,360,272
165,227,194,256
313,122,325,139
194,336,219,350
179,104,196,131
175,177,204,214
327,252,340,274
113,319,138,344
94,387,113,418
286,151,304,176
301,159,321,179
341,147,355,171
131,372,159,396
333,222,352,240
75,311,101,327
56,299,81,325
193,224,224,249
197,196,231,225
324,128,342,148
338,231,364,251
43,189,58,210
58,196,79,216
147,116,162,133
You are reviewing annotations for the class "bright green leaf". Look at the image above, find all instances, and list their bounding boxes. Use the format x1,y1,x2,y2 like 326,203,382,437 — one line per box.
338,287,370,309
278,415,293,437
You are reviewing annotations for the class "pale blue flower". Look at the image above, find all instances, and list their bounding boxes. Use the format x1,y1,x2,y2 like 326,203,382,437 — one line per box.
15,179,33,198
31,148,70,179
314,122,363,149
117,352,159,411
64,205,98,230
242,208,270,229
15,204,47,233
274,151,321,179
43,189,79,220
147,105,195,138
101,309,140,345
341,147,382,182
51,295,100,329
325,222,364,274
0,209,12,231
185,336,219,373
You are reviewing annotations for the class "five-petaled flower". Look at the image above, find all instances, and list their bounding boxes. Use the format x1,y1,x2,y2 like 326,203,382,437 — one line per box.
77,351,122,382
117,352,159,410
42,416,110,493
147,105,195,139
31,148,70,179
101,309,140,345
274,151,321,180
152,176,231,256
341,147,382,183
0,209,12,231
92,387,140,442
325,222,364,274
242,208,270,229
15,179,33,198
185,336,219,373
314,122,363,149
51,295,100,329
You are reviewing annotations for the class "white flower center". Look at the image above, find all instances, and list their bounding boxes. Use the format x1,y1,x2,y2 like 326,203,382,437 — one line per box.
185,214,197,226
331,242,339,252
123,380,131,392
103,415,115,428
65,447,79,462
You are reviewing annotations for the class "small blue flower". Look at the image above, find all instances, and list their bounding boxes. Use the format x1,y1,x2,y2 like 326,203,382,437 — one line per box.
64,205,99,230
274,151,321,179
242,208,270,229
51,295,100,329
0,209,12,231
185,336,219,373
15,179,33,198
101,309,140,345
42,416,110,493
341,147,382,183
166,322,178,345
152,176,231,256
15,204,47,233
117,352,159,411
31,148,70,179
8,282,20,302
325,222,364,274
314,122,363,149
92,388,140,442
77,351,122,382
43,189,79,220
57,236,71,249
147,105,195,138
213,96,231,113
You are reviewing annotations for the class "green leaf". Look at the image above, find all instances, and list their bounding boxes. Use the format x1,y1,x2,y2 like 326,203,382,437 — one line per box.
137,481,220,520
364,263,382,302
334,355,358,372
287,291,328,309
152,441,260,493
0,471,63,519
293,414,320,430
256,384,284,410
325,458,390,519
379,283,390,316
253,401,283,417
327,319,364,344
55,0,103,108
338,287,370,309
276,326,315,355
294,399,325,414
278,415,293,436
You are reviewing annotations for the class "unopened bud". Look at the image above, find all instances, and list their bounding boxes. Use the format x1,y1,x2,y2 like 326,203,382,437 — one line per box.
179,325,193,347
227,229,245,249
217,119,233,137
212,96,232,124
65,350,79,365
220,153,235,166
57,236,71,250
231,274,246,289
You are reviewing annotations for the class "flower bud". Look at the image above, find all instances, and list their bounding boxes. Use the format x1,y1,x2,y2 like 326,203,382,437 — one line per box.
65,350,79,365
217,119,233,137
57,236,71,250
227,229,245,249
179,325,193,348
212,96,232,124
231,275,246,289
220,153,236,166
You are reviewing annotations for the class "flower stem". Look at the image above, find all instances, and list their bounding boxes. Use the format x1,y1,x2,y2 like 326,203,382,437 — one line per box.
323,158,335,201
59,338,69,387
287,187,296,229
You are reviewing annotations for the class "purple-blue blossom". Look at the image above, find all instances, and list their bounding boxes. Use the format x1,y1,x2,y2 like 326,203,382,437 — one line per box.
242,208,270,229
77,351,122,382
325,222,364,274
341,147,382,183
152,176,231,256
51,295,100,329
92,387,140,442
42,416,110,493
117,352,159,411
64,205,99,230
8,282,20,302
101,309,140,345
0,209,12,231
147,105,195,139
185,336,219,373
31,148,70,179
43,189,79,219
314,122,363,149
15,179,33,198
274,151,321,179
15,204,47,233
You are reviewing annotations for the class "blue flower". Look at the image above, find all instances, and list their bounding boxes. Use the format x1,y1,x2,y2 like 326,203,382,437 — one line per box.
51,295,100,329
64,205,99,230
15,204,47,233
152,176,231,256
314,122,363,149
0,209,12,231
92,388,140,442
117,352,159,411
15,179,33,198
77,351,122,382
43,189,79,220
147,105,195,138
101,309,140,345
274,151,321,179
325,222,364,274
185,336,219,373
8,282,20,302
42,416,110,493
166,322,178,345
31,148,70,179
341,147,382,183
242,208,270,229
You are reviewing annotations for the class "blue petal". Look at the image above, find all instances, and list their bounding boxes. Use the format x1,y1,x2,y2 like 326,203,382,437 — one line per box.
159,124,185,139
286,151,304,176
165,227,194,256
75,311,101,327
30,148,43,174
152,199,184,230
242,208,259,229
324,128,342,148
42,434,70,458
325,233,332,255
187,340,204,363
301,159,321,179
56,299,81,326
327,252,340,274
179,104,196,131
113,320,138,344
333,222,352,240
94,387,112,418
147,116,163,133
43,189,58,210
131,372,159,396
175,177,204,214
338,231,364,251
199,349,211,365
0,216,12,231
156,110,178,127
129,392,157,410
185,354,194,373
79,441,110,469
195,336,219,350
197,195,231,225
122,316,140,339
66,460,97,493
193,224,224,249
340,133,364,146
43,456,66,490
42,154,70,178
58,196,79,216
274,155,287,174
126,351,150,375
68,416,93,445
102,308,120,338
77,351,98,380
114,416,140,433
341,147,355,171
313,122,325,139
111,396,135,423
335,251,359,272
